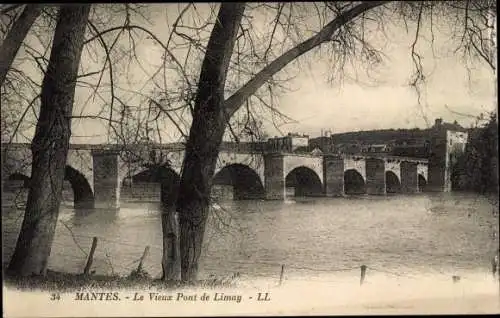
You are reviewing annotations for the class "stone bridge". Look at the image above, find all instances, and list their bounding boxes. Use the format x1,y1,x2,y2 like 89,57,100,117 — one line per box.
1,143,430,210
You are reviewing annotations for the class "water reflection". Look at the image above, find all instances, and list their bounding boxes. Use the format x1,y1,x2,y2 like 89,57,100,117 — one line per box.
1,193,498,283
70,207,120,225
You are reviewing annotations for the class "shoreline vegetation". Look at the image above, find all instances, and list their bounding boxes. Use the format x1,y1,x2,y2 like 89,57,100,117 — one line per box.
3,269,240,292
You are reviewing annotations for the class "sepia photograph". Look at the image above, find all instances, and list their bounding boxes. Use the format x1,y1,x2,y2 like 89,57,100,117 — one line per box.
1,1,499,316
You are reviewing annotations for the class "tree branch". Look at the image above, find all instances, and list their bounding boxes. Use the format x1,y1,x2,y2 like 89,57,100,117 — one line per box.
223,1,388,117
0,4,43,87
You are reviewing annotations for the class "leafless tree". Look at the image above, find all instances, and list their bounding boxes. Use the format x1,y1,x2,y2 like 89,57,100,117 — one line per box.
6,4,91,276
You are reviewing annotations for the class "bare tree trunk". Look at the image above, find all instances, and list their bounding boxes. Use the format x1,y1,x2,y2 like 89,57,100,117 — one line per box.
160,180,180,281
6,4,91,277
0,4,43,87
176,3,245,283
161,208,180,281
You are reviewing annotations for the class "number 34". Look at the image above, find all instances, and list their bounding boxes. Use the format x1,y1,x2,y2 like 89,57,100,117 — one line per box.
50,293,61,301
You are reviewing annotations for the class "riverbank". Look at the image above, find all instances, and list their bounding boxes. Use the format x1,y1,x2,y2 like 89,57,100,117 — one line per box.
2,269,238,292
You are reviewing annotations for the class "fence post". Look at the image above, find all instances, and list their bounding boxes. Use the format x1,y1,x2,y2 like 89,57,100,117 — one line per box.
360,265,367,285
492,253,498,278
279,264,285,286
137,246,150,272
83,237,98,275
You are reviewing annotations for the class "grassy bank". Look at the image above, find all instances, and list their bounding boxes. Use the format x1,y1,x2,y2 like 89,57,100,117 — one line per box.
3,269,240,292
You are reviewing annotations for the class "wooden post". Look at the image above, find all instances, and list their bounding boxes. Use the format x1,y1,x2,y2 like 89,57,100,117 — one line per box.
360,265,367,285
83,237,98,275
492,254,498,278
137,246,150,272
279,264,285,286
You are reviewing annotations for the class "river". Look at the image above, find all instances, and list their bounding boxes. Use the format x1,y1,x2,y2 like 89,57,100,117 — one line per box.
2,192,499,288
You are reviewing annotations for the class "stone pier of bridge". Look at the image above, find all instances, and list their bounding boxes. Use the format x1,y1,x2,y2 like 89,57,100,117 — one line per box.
323,156,344,197
401,161,419,193
92,150,121,209
365,158,386,195
264,154,286,200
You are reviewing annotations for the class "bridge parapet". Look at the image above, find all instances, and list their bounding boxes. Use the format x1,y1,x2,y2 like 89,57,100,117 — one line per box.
280,152,323,158
339,153,428,164
380,155,428,164
2,143,428,162
1,142,31,150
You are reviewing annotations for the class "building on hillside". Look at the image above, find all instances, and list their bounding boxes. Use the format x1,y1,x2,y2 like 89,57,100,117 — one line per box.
308,136,335,153
360,144,393,155
267,133,309,153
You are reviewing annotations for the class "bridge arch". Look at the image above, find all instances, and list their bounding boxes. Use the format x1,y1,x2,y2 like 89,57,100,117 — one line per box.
3,168,94,209
418,174,427,192
385,171,401,193
283,156,324,185
344,169,366,195
212,163,265,200
214,152,265,188
417,163,428,181
285,166,323,197
64,165,94,209
121,165,180,203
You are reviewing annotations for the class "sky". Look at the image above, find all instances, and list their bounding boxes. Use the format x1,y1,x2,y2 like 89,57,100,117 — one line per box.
4,3,497,144
258,4,497,137
276,44,496,136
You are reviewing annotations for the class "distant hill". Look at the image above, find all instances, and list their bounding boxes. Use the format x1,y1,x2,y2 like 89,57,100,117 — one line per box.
326,128,431,145
311,119,468,146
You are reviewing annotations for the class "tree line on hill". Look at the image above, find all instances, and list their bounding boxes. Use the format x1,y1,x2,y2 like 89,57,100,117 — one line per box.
452,112,499,198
